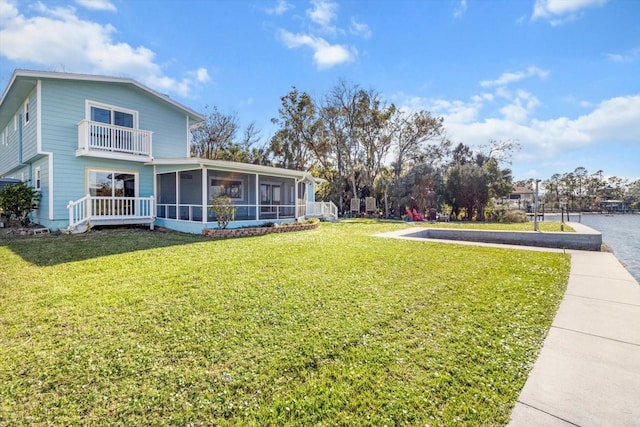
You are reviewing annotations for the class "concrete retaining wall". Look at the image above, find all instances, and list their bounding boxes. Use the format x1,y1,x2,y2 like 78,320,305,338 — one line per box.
407,221,602,251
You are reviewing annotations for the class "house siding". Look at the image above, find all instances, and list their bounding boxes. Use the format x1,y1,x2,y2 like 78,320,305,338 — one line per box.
39,79,191,159
29,156,50,225
33,79,189,229
21,88,38,162
0,109,23,176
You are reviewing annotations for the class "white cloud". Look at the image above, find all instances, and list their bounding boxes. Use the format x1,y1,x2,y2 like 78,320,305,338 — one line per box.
0,2,208,98
195,68,210,83
606,47,640,63
272,0,366,70
480,66,549,88
278,29,353,69
0,0,19,19
397,87,640,177
75,0,116,12
350,17,371,39
265,0,292,16
453,0,467,18
306,0,338,33
532,0,608,25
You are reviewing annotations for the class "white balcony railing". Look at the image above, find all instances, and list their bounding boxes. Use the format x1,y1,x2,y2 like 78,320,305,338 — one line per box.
77,120,152,158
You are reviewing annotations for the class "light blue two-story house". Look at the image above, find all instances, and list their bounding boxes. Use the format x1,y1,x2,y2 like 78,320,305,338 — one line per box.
0,70,336,233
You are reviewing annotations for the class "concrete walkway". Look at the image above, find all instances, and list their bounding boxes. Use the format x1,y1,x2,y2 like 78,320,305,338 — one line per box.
508,250,640,427
376,227,640,426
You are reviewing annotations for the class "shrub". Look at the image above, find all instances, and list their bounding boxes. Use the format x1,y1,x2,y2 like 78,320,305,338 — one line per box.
485,206,507,222
0,182,37,226
208,195,235,229
503,209,528,223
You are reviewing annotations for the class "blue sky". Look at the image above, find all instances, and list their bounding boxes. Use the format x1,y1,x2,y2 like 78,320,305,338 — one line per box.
1,0,638,181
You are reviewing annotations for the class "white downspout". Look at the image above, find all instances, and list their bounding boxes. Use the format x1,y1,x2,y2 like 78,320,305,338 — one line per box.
255,173,259,220
295,177,301,219
202,167,207,224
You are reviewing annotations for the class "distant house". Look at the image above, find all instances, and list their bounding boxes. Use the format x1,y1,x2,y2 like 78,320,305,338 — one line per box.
507,186,535,210
599,200,629,213
0,70,336,233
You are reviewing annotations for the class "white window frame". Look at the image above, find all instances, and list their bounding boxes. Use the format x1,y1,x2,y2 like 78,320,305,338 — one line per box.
86,100,139,129
34,167,41,191
209,177,244,201
86,168,139,198
23,99,30,124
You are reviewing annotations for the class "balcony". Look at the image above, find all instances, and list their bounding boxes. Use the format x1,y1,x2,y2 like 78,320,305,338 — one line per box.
77,120,153,162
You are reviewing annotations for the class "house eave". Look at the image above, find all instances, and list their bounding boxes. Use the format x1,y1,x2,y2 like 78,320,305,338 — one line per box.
0,69,205,129
76,149,152,163
147,158,322,183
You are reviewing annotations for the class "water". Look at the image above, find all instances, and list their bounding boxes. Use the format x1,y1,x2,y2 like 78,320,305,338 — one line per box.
577,214,640,283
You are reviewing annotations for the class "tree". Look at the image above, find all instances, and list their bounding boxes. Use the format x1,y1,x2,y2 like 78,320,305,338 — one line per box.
543,173,562,210
574,166,588,210
444,142,516,221
270,87,325,171
480,139,521,165
353,89,396,195
321,81,366,199
0,182,38,226
191,106,267,164
391,110,445,182
191,106,239,159
626,179,640,210
373,166,394,217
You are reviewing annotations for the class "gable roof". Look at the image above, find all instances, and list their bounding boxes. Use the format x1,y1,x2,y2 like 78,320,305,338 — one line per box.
0,69,205,130
511,186,534,195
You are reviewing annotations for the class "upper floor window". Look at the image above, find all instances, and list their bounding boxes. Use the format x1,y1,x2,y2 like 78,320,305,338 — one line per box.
88,101,137,129
23,99,30,124
1,128,7,146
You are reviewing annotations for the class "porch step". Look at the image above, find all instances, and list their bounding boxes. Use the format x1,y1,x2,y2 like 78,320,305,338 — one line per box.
69,222,89,234
89,216,154,226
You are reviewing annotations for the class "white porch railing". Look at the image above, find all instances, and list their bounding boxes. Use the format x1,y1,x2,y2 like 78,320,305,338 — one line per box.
155,203,298,222
68,195,155,231
306,201,338,220
77,120,152,158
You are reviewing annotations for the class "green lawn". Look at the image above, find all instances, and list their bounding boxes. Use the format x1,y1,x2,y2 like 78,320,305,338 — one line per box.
0,220,570,426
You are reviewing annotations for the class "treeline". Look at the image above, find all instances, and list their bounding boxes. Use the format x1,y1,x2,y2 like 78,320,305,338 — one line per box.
190,80,519,220
192,82,640,217
516,167,640,212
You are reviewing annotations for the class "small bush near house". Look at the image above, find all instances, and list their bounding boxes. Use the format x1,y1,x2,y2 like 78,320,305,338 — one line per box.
208,195,235,229
0,182,37,226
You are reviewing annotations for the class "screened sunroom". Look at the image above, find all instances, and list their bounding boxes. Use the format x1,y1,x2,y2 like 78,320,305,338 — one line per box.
149,158,326,233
